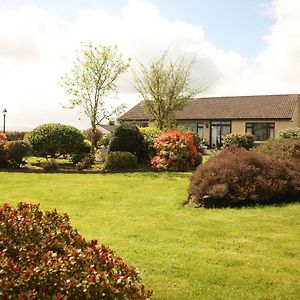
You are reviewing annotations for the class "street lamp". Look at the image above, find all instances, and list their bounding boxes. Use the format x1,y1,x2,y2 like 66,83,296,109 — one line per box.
3,109,7,133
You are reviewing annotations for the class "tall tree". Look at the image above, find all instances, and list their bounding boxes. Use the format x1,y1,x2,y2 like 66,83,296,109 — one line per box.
61,43,130,154
133,52,204,129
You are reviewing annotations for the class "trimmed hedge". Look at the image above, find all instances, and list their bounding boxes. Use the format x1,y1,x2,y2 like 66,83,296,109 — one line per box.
223,132,254,150
104,151,137,171
109,124,145,160
0,202,152,299
25,123,86,159
187,146,300,208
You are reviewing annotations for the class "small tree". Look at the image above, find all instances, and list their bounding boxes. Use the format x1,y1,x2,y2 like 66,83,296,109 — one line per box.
133,51,204,129
61,43,130,154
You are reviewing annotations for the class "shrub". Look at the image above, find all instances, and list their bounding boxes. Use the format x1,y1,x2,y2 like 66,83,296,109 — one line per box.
104,151,137,171
84,128,102,146
193,152,203,168
7,140,32,168
139,127,162,160
223,132,254,150
187,146,300,208
25,123,86,158
151,130,198,171
278,127,300,139
5,131,27,141
0,133,8,168
76,154,95,170
109,124,145,160
256,138,300,161
70,139,92,164
0,202,152,299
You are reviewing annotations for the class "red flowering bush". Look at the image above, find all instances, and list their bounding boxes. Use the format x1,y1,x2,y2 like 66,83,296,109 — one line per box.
0,203,152,299
151,130,198,171
187,146,300,208
0,132,8,167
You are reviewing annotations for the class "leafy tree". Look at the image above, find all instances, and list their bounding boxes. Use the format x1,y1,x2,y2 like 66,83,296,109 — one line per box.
61,43,130,154
133,51,204,129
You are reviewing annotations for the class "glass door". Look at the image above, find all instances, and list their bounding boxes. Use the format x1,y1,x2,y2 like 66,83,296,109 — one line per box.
210,121,231,148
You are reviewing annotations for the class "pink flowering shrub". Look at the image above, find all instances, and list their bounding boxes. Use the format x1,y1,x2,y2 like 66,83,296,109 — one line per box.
151,130,198,171
0,202,152,299
0,132,8,141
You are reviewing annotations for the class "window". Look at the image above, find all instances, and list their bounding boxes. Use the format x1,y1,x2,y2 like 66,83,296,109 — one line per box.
210,121,231,148
180,123,204,140
246,123,275,141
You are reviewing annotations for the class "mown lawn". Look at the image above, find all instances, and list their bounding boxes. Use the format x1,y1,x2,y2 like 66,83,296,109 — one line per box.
1,172,300,299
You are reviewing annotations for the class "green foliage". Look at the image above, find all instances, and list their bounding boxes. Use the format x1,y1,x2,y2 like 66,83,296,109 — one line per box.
60,43,130,153
0,133,8,167
99,133,112,149
133,50,204,129
76,154,95,170
223,132,254,150
70,139,92,164
109,124,145,160
7,140,32,168
151,130,198,171
139,127,162,160
104,151,137,171
188,146,300,208
42,158,59,172
5,131,27,141
25,123,86,158
278,127,300,139
256,138,300,161
0,202,152,299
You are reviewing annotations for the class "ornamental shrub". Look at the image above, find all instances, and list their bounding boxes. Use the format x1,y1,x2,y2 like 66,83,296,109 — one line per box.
223,132,254,150
187,146,300,208
25,123,86,158
255,138,300,161
70,139,92,164
42,158,59,172
0,133,8,167
278,127,300,139
5,131,27,141
104,151,137,171
109,124,145,160
76,154,95,170
151,130,198,171
7,140,32,168
0,202,152,299
139,127,162,160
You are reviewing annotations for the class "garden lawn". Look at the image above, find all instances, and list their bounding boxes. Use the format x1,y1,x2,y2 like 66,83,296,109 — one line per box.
1,172,300,299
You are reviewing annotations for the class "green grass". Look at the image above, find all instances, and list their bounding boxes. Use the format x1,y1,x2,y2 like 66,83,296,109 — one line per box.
1,172,300,299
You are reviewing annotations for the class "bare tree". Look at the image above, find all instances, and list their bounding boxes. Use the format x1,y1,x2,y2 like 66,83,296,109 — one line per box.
61,43,130,154
133,51,204,129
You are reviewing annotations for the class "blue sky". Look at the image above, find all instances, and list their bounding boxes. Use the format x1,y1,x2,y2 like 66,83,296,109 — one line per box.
3,0,272,57
0,0,299,130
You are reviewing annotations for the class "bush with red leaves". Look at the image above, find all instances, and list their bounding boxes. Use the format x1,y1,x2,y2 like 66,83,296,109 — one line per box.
0,203,152,299
187,146,300,208
151,130,198,171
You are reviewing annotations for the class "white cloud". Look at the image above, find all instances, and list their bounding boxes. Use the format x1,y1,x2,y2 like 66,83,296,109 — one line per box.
0,0,299,130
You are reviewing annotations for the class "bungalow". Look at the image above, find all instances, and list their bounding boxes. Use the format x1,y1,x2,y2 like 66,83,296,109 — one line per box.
119,94,300,148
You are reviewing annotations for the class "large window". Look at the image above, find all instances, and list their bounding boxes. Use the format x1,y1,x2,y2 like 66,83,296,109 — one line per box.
211,121,231,148
246,123,275,141
181,123,204,140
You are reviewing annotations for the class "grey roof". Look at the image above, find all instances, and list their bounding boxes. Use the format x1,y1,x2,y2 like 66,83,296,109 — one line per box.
98,124,116,133
119,94,299,121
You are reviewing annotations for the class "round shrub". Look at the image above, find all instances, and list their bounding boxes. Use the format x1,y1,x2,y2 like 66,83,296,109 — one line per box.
70,139,92,164
255,138,300,161
278,127,300,139
223,132,254,150
25,123,86,158
151,130,198,171
139,127,162,160
187,146,300,208
5,131,27,141
7,140,32,168
0,202,152,299
104,151,137,171
109,124,145,160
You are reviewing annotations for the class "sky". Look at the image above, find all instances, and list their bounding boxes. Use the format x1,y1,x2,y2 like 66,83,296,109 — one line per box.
0,0,300,130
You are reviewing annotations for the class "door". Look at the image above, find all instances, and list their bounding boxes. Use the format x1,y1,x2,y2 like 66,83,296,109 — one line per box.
210,121,231,148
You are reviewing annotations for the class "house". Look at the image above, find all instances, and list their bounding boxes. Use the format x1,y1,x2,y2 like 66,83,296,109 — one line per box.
98,124,116,134
119,94,300,148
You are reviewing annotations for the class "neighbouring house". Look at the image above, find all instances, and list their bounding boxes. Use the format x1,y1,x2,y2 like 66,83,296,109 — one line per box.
98,124,116,134
119,94,300,148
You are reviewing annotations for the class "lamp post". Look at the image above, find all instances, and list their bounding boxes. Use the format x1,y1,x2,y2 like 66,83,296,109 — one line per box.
3,109,7,133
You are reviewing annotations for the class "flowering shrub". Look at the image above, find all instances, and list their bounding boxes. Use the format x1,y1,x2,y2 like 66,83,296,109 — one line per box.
0,132,8,167
187,146,300,208
151,130,197,171
0,202,152,299
278,127,300,139
139,127,162,160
